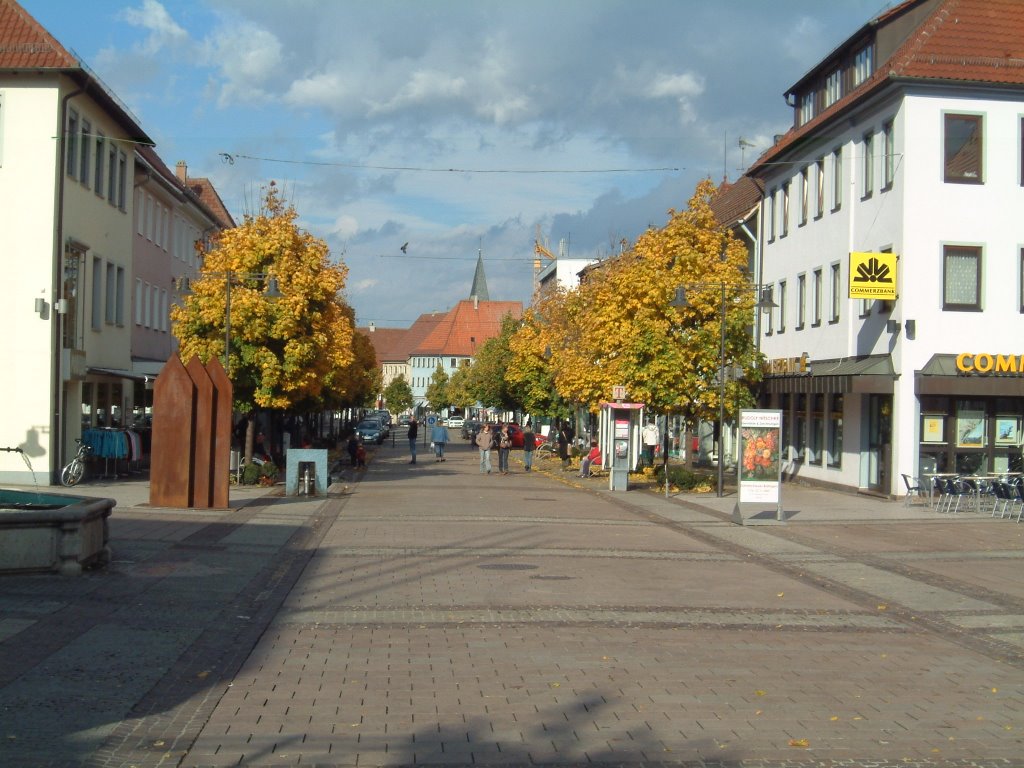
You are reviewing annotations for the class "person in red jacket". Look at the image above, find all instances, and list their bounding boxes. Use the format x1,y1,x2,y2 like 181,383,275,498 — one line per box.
579,441,602,478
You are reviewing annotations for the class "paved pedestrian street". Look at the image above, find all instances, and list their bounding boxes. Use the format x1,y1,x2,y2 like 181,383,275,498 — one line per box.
1,439,1023,767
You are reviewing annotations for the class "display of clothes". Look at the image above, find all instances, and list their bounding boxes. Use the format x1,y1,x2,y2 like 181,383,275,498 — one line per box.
81,428,145,476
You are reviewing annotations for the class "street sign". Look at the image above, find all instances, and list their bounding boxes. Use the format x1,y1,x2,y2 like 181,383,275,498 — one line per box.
427,415,437,426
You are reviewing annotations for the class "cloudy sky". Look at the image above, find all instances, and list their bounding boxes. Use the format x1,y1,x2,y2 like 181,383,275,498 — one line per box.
25,0,891,327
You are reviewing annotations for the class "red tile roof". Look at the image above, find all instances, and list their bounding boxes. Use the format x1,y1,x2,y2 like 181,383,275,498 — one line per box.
412,300,522,357
0,0,151,143
361,327,411,364
0,0,74,68
711,176,765,227
751,0,1024,174
185,178,236,229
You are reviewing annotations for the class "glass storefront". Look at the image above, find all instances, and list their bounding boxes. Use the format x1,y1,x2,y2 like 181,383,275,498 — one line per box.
919,395,1024,475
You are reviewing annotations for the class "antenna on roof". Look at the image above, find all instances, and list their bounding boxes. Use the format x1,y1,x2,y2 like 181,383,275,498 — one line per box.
738,137,756,169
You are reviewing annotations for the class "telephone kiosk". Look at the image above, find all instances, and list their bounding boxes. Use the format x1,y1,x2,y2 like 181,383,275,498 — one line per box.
599,401,644,491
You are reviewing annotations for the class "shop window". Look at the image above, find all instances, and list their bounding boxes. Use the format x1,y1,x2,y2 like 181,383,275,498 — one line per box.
809,394,824,466
81,382,93,429
944,113,983,184
827,395,843,468
943,245,981,311
781,394,792,461
795,393,807,462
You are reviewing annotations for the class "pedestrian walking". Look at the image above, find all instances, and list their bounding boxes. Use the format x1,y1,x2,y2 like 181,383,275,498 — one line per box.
355,435,367,469
497,424,512,474
407,418,418,464
476,424,493,474
642,419,660,468
431,419,450,461
557,422,570,471
522,423,536,472
347,433,359,466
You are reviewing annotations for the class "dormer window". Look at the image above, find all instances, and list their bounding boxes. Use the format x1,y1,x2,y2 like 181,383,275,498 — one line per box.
824,70,841,108
800,92,815,125
853,45,874,87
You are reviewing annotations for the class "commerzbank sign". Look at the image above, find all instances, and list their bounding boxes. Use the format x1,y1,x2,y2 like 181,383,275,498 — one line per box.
956,353,1024,375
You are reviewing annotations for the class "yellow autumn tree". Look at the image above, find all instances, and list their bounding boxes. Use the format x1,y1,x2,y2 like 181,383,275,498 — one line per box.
171,182,355,417
516,178,763,424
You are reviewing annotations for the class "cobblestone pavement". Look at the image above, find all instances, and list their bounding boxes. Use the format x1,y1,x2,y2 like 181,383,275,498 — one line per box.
1,438,1023,767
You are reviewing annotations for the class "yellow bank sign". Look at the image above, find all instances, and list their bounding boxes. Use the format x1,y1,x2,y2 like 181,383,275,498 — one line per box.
956,353,1024,375
849,251,897,300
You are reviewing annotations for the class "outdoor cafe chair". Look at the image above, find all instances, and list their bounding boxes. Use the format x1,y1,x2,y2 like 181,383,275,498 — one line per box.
901,473,924,507
942,477,971,514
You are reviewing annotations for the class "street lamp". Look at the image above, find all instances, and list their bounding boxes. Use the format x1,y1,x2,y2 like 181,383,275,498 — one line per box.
671,282,776,497
179,271,282,375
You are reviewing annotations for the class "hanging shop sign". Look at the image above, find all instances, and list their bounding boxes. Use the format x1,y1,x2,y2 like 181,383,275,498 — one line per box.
763,355,809,375
849,251,898,300
956,353,1024,375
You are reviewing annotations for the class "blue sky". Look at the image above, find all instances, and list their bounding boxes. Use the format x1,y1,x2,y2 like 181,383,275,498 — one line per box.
23,0,892,327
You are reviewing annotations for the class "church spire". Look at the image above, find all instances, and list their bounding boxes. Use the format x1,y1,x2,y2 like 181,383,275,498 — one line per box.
469,245,489,302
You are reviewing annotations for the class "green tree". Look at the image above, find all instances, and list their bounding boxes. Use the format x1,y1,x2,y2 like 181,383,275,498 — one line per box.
383,376,414,414
466,314,520,410
445,364,476,411
424,364,450,411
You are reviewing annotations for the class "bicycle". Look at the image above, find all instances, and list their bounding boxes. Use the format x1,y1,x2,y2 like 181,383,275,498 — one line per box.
60,439,93,487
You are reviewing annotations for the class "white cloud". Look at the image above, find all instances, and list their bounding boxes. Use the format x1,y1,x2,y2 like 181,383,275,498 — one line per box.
647,72,705,100
118,0,188,54
368,70,467,116
200,21,284,107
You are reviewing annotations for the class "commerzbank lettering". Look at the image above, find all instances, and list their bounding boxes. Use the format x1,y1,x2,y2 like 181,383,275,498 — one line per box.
955,353,1024,374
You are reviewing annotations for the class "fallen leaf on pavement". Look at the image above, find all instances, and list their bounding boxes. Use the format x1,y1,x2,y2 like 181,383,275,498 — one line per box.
788,738,809,748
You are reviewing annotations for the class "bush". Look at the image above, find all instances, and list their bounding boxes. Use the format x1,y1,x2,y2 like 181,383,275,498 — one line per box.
241,462,262,485
655,464,715,493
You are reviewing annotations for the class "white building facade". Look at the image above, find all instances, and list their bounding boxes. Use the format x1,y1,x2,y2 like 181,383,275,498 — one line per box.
753,0,1024,497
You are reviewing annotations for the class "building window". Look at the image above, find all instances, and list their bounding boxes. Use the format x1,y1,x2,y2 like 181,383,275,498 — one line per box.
160,289,168,332
79,119,91,188
831,147,842,211
118,151,127,210
136,190,144,236
66,109,79,177
800,92,814,125
862,131,874,199
796,273,806,330
107,142,117,205
827,394,843,468
777,280,787,333
767,190,776,242
943,245,982,311
105,262,116,324
135,278,143,325
812,268,823,327
853,45,873,87
944,114,983,183
781,182,790,237
799,167,809,225
829,262,841,323
815,158,825,218
94,134,105,199
150,284,159,329
62,244,85,349
882,119,895,190
91,257,103,331
115,266,125,326
825,69,841,107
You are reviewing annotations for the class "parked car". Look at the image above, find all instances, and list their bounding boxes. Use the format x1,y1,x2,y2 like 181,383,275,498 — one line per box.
446,415,465,429
462,420,481,440
397,414,411,427
354,420,385,444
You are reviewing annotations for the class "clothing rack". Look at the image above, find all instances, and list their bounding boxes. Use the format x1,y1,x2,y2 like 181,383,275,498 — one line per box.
82,428,145,478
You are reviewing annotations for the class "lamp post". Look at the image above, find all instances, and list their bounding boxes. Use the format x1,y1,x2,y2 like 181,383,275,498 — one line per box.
179,271,282,376
670,282,776,497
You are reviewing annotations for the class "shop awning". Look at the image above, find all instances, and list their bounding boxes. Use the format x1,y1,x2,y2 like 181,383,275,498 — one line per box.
86,367,151,383
916,354,1024,396
762,354,895,394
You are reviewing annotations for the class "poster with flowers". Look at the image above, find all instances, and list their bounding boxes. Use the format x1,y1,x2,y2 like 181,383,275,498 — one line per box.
737,409,782,504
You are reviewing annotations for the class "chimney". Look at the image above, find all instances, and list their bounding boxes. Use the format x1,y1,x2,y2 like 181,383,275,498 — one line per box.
175,161,187,181
473,296,479,309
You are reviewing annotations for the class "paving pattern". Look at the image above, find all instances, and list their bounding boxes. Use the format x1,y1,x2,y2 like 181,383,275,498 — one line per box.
1,441,1023,767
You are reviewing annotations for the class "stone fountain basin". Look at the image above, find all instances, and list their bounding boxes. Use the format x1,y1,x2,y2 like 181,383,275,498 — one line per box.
0,489,115,575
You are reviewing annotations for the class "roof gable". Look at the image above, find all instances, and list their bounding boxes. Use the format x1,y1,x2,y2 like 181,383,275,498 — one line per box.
752,0,1024,174
413,300,522,357
0,0,76,69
